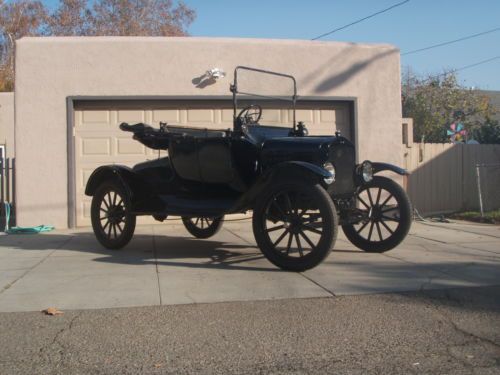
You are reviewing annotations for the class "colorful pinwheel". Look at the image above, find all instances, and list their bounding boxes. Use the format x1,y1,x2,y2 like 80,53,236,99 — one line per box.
447,122,467,143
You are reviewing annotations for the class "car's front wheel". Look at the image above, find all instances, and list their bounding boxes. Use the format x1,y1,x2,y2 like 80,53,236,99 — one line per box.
91,181,136,249
342,176,412,253
253,181,338,271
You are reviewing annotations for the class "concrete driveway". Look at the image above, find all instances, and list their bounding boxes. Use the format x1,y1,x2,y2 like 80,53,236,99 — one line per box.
0,219,499,312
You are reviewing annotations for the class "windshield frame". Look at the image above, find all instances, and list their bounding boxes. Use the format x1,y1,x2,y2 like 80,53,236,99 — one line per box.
230,66,298,131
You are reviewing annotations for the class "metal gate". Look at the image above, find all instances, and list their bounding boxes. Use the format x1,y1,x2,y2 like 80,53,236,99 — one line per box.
0,155,16,228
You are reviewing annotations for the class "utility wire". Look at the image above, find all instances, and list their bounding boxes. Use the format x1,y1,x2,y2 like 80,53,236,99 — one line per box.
418,55,500,83
402,27,500,56
311,0,410,40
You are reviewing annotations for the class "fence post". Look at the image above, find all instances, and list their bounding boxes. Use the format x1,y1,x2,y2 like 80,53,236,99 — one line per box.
0,157,4,202
475,164,484,217
11,158,15,226
5,158,10,204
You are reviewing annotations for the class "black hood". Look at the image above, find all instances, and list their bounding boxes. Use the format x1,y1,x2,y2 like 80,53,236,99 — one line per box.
261,136,353,168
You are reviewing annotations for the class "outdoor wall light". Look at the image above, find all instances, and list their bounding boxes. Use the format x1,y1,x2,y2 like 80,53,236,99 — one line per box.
206,68,226,80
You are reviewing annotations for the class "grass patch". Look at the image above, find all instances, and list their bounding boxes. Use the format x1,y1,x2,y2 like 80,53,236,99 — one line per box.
449,210,500,224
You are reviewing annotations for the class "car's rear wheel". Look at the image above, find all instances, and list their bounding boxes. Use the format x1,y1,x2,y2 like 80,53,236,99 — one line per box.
253,181,337,271
342,176,412,253
182,216,224,239
91,181,136,249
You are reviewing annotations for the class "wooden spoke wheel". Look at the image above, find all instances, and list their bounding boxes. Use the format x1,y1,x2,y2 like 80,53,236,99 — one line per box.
253,182,337,271
342,176,412,253
182,216,224,239
91,182,136,249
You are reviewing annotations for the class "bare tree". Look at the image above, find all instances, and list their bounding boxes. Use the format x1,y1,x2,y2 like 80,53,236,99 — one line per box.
0,0,196,90
47,0,92,36
90,0,195,36
0,0,47,90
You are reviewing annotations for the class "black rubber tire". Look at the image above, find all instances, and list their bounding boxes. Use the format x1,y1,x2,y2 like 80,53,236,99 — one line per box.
342,176,412,253
253,181,338,272
91,181,136,249
182,216,224,239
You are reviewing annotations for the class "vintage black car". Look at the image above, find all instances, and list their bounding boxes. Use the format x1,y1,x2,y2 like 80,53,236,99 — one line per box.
85,66,412,271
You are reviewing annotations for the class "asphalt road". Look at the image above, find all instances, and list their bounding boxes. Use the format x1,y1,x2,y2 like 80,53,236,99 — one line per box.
1,286,499,374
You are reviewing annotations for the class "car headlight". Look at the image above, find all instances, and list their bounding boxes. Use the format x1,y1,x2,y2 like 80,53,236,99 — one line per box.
323,162,335,184
359,161,373,182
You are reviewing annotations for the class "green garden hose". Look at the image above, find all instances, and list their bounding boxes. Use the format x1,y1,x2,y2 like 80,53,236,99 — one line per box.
2,202,54,234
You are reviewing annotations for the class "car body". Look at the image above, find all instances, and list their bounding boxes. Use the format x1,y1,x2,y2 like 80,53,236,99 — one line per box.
86,66,412,271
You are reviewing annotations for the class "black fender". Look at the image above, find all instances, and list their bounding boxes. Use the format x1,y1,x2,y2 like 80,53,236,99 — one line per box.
84,165,149,201
372,162,409,176
230,161,330,212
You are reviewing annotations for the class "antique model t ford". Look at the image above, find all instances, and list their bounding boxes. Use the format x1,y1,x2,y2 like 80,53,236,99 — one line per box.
86,67,412,271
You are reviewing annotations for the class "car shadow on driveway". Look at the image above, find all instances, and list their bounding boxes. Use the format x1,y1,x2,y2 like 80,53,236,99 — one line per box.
0,230,363,273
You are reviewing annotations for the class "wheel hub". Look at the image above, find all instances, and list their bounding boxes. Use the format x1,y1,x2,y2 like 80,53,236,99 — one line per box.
107,206,124,224
369,205,382,221
287,215,303,234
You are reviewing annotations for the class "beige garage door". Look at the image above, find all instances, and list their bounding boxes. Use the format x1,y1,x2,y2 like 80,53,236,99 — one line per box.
74,101,351,227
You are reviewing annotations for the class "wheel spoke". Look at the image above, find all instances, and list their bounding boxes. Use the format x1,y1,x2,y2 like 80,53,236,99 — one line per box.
194,217,199,226
106,193,113,209
358,196,370,209
376,221,383,241
285,233,293,255
107,222,112,238
102,220,110,233
302,214,321,224
112,192,117,207
100,216,107,221
299,230,316,250
112,223,117,239
295,234,304,257
380,194,393,208
266,224,285,233
298,207,308,218
379,219,394,234
100,208,108,214
271,199,287,220
375,188,382,205
382,206,398,213
356,220,369,234
302,224,322,235
116,222,123,234
367,221,374,241
367,189,374,206
273,229,289,247
283,193,293,215
381,215,399,222
102,196,110,209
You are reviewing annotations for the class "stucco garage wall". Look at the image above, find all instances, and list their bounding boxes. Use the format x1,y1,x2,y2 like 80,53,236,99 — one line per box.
0,92,15,158
15,37,402,228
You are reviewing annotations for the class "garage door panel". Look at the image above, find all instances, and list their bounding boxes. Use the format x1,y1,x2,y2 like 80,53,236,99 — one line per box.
117,110,145,123
187,108,215,123
74,101,351,227
153,109,180,123
295,109,314,123
116,137,146,156
80,137,111,156
81,110,110,124
221,109,234,124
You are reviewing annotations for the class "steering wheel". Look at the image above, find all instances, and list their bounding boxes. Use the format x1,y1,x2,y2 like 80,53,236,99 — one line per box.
236,104,262,125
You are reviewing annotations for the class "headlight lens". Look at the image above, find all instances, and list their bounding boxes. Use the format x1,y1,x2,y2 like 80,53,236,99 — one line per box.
360,161,373,182
323,162,335,184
